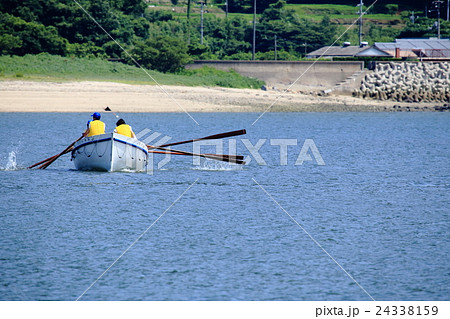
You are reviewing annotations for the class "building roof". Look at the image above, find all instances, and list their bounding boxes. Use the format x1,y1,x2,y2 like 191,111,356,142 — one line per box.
307,39,450,59
306,45,368,58
375,38,450,51
356,46,392,57
374,39,450,58
307,44,391,58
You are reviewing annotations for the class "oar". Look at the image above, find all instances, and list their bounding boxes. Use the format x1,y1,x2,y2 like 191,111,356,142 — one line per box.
36,148,75,169
149,149,244,161
148,150,186,156
147,144,244,160
158,129,247,148
203,153,244,160
149,145,245,165
29,154,58,169
38,135,86,169
28,148,72,169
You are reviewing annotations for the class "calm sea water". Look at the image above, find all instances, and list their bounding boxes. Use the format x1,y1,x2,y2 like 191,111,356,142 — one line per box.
0,112,448,301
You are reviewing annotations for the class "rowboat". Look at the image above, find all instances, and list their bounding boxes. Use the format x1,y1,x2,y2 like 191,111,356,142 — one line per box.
29,129,246,170
71,133,148,172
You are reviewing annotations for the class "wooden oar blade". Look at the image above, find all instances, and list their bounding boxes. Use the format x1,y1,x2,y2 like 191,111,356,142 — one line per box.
203,153,244,161
196,129,247,141
29,147,74,169
149,150,244,162
203,154,246,165
149,145,246,165
159,129,247,148
39,147,74,169
148,150,186,155
38,135,84,169
28,154,57,169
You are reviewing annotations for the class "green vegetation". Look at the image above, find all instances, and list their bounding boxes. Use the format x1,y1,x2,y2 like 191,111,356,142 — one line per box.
126,36,191,73
0,0,447,85
285,4,357,18
0,54,265,88
285,7,403,24
1,1,411,62
398,17,450,39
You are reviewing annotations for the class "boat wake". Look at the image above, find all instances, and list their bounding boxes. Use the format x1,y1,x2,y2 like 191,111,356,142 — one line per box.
193,158,244,171
1,151,18,171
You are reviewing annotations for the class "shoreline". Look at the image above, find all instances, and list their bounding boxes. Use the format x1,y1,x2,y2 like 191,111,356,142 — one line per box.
0,80,445,112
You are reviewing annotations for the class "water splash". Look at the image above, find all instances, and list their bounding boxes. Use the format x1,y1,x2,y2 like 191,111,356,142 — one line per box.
4,151,17,171
193,158,244,171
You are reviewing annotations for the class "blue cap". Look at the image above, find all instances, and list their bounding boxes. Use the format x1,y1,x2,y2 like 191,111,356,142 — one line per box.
91,112,101,119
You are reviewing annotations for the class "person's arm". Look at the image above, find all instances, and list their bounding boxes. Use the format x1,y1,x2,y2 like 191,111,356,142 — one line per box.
130,126,136,138
84,120,90,136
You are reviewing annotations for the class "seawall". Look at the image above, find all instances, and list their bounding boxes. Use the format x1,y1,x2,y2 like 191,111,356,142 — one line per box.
186,60,364,91
187,60,450,103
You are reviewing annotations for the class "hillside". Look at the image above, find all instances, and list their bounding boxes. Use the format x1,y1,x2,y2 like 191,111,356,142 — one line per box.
0,0,447,76
144,1,410,47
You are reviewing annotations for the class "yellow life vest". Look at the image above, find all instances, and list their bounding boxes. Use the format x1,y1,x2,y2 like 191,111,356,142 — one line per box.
115,124,133,138
88,120,105,137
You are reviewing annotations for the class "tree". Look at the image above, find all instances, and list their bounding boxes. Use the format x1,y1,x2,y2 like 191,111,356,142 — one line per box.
398,17,450,38
146,10,173,23
121,0,146,16
257,1,337,57
0,33,22,54
0,12,67,55
0,0,150,58
385,4,398,15
202,15,251,58
227,0,277,14
128,36,191,72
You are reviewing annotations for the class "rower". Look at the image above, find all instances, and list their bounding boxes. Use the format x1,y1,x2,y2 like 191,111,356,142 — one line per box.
84,112,105,137
114,118,136,138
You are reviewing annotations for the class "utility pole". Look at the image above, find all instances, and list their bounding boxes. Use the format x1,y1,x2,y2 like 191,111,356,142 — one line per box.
447,0,449,21
274,35,277,61
438,1,441,39
187,0,191,44
358,0,364,46
225,1,228,19
252,0,256,60
432,1,443,39
200,1,205,45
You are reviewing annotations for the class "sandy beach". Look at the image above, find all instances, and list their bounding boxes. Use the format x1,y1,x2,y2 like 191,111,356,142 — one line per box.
0,80,442,112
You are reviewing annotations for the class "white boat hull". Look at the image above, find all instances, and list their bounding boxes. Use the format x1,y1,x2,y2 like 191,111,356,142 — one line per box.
71,133,148,172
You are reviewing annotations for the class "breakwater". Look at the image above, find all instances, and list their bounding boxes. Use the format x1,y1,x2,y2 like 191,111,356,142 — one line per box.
354,62,450,102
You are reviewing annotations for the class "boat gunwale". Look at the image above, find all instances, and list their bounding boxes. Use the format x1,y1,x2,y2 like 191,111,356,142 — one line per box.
72,134,148,155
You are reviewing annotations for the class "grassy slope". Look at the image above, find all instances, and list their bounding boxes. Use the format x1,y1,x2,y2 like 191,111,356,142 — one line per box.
284,4,403,24
150,3,405,26
0,54,265,89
